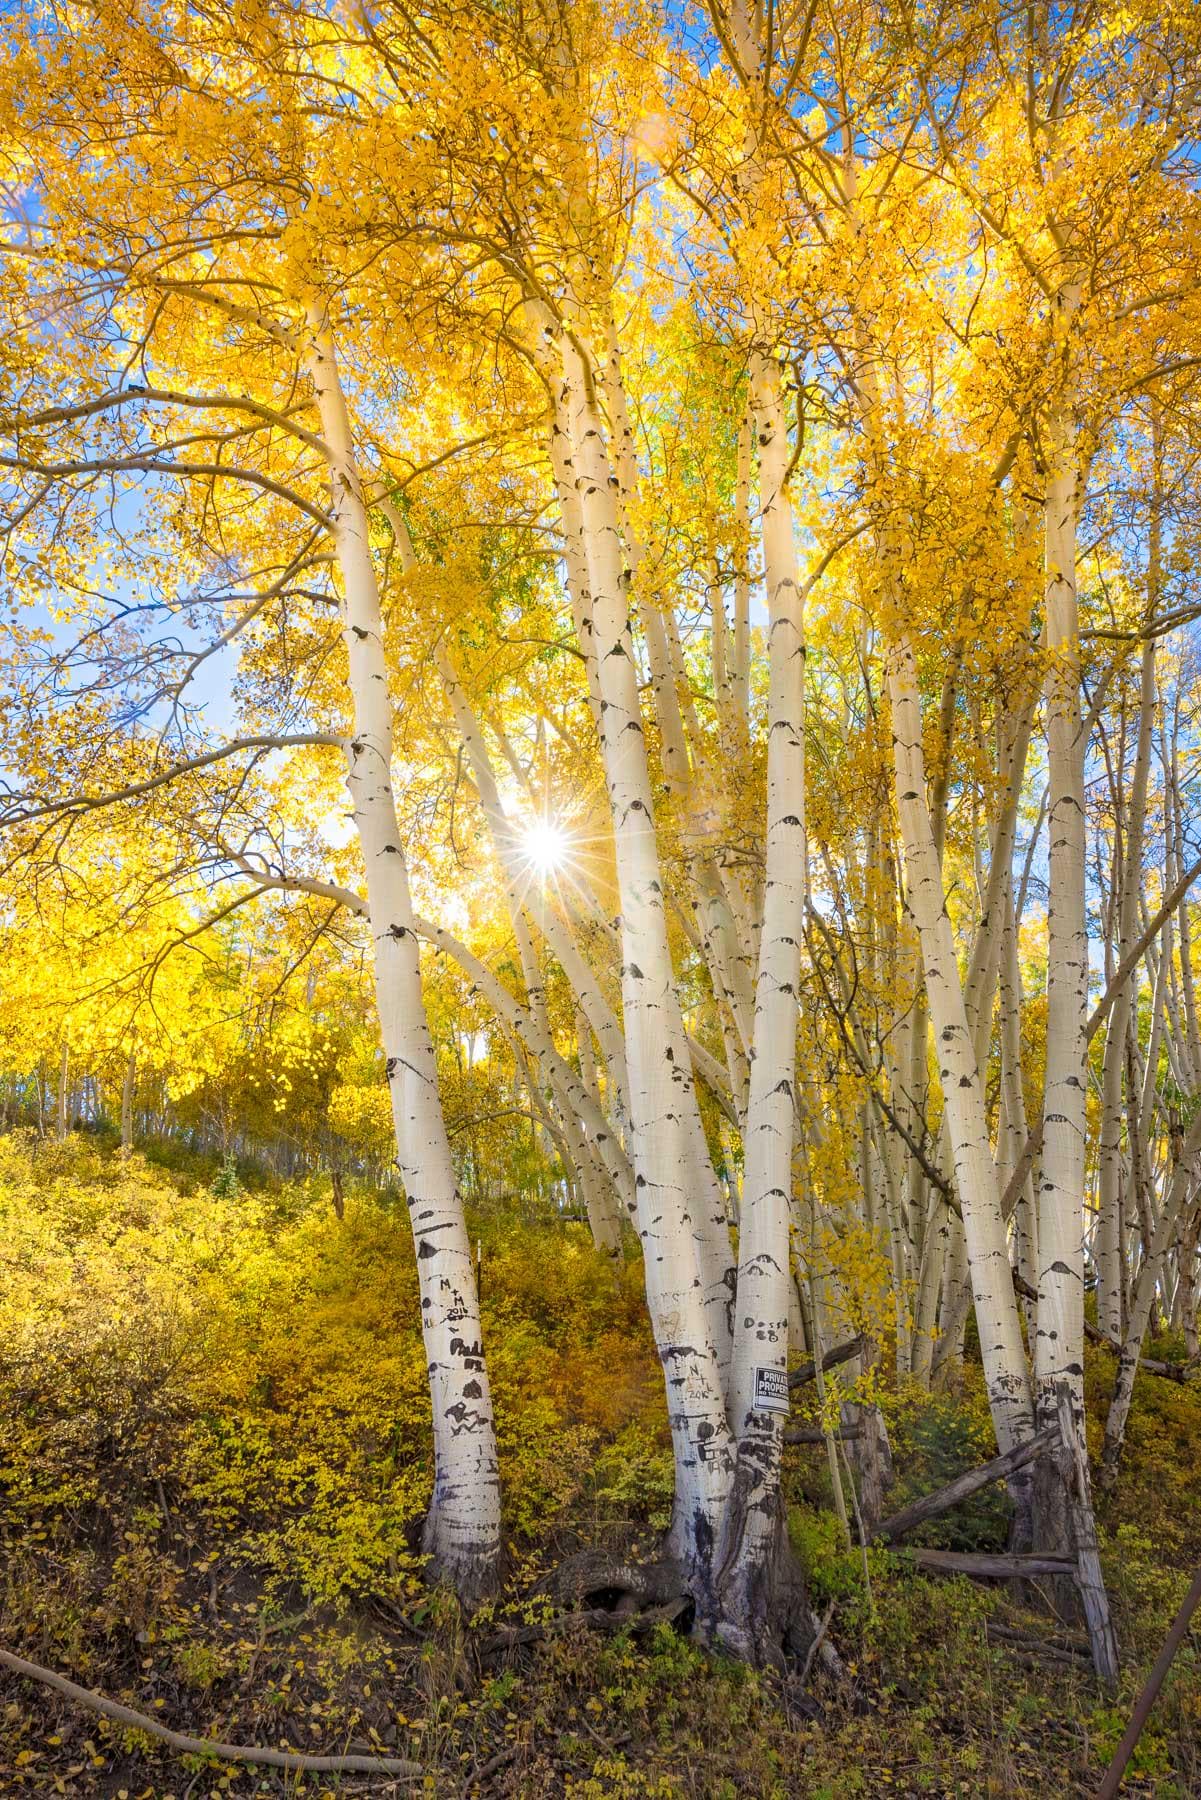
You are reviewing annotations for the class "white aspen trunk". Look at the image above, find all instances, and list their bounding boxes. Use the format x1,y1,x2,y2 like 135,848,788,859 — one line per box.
999,881,1038,1338
120,1047,135,1159
715,349,810,1658
1096,636,1156,1335
731,403,752,735
304,313,501,1598
602,321,758,1109
56,1038,69,1143
601,312,693,793
1036,390,1091,1454
546,320,734,1593
886,630,1034,1453
551,403,736,1277
575,1007,625,1254
548,404,606,743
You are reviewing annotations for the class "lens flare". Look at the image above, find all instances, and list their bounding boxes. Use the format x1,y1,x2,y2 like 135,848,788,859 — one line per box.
521,817,569,876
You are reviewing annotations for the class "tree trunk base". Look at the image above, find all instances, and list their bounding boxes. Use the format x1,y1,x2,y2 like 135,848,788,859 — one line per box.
532,1532,826,1678
710,1485,822,1671
422,1514,505,1608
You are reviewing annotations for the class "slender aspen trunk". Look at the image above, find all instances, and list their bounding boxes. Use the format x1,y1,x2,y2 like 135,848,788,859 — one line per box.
546,323,734,1594
715,350,811,1659
56,1039,69,1143
1036,394,1090,1442
304,312,501,1598
575,1008,624,1254
731,405,752,735
1095,426,1160,1328
886,630,1034,1453
120,1048,135,1159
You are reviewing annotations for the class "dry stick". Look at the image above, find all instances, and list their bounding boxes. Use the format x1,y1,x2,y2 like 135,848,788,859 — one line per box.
1094,1563,1201,1800
0,1647,422,1779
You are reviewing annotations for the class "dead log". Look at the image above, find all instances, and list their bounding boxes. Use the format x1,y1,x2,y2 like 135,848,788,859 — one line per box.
783,1425,862,1445
868,1427,1060,1544
903,1549,1076,1579
787,1335,866,1390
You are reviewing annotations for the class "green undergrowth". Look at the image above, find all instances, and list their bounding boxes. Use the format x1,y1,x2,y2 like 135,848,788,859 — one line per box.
0,1133,1198,1796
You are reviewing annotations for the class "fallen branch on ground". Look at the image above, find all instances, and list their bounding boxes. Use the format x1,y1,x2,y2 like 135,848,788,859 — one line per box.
0,1646,423,1778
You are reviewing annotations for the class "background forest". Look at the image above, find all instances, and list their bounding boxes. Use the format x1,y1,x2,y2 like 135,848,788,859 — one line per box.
1,0,1201,1794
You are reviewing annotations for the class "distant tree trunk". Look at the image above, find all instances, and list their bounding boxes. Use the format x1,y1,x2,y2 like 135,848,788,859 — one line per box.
120,1049,136,1158
56,1039,69,1142
886,628,1034,1458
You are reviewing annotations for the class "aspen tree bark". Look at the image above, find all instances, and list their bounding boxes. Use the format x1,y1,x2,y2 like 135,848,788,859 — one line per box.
1036,389,1091,1473
575,1007,625,1255
303,311,501,1599
731,405,752,735
120,1048,136,1159
553,367,735,1333
546,318,735,1598
601,313,692,794
56,1038,69,1142
715,349,811,1660
1096,635,1156,1336
1000,881,1038,1337
886,629,1034,1454
602,318,757,1100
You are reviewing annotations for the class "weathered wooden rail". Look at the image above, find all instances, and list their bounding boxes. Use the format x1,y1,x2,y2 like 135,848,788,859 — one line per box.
792,1384,1119,1687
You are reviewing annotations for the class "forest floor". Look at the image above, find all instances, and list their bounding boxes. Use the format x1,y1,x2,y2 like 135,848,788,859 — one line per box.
0,1134,1198,1799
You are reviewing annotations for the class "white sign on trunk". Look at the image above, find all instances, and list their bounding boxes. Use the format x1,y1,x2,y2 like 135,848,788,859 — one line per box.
753,1366,790,1414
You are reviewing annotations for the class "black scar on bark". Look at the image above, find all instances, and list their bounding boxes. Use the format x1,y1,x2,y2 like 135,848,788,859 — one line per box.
417,1240,438,1259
